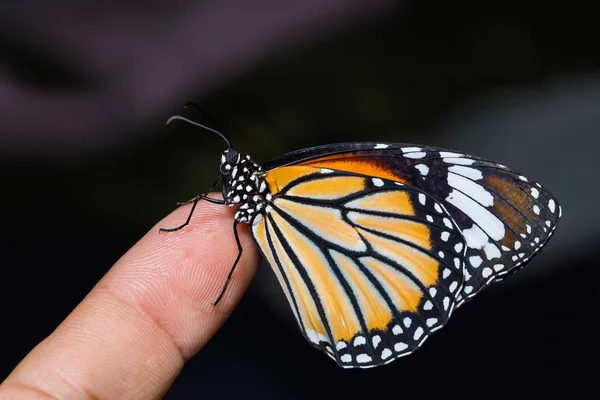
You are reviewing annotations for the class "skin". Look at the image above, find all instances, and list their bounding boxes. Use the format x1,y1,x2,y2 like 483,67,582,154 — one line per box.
0,195,260,399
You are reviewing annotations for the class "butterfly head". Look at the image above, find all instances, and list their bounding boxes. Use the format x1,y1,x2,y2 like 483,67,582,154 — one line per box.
220,149,267,216
219,148,241,175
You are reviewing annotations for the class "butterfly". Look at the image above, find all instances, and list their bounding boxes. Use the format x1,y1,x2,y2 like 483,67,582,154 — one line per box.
161,113,561,369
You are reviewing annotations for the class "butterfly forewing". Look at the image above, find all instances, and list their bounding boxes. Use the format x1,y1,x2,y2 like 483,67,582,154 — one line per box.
251,167,466,368
263,143,561,305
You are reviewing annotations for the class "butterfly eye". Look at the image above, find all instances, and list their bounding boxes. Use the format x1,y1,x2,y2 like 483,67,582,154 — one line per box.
220,163,232,175
226,149,240,165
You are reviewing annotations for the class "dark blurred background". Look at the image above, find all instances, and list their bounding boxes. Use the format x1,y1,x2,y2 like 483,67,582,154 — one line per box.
1,0,598,397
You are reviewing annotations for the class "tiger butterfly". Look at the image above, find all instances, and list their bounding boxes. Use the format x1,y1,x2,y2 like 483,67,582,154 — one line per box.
161,114,561,369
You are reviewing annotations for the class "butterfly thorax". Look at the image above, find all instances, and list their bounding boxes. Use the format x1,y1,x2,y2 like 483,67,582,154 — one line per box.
220,149,271,224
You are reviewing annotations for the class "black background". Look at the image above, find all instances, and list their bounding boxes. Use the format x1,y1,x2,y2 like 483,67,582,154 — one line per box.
1,1,598,397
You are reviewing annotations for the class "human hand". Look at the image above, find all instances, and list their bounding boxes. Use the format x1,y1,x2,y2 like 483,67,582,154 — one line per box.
0,197,259,399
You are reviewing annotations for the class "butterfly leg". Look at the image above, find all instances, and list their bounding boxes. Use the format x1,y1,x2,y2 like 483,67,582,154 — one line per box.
176,195,225,207
160,176,224,232
211,220,243,306
159,195,226,232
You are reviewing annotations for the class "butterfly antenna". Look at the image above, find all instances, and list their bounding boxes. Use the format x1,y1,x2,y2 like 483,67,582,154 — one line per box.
184,102,233,145
166,115,233,148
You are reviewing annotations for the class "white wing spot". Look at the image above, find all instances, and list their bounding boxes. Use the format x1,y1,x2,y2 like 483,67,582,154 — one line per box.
531,187,539,199
464,268,472,280
447,172,493,206
424,300,433,310
374,143,389,149
443,218,453,229
441,231,450,242
394,342,408,352
372,335,381,349
401,146,421,153
449,281,458,293
493,264,505,272
392,325,403,335
447,192,505,241
336,341,347,350
443,157,475,165
442,268,451,279
439,151,462,158
405,152,427,159
448,165,483,180
307,330,319,344
426,215,434,222
381,348,392,359
469,255,482,268
464,285,473,294
321,168,334,174
340,354,352,363
413,327,424,341
519,175,528,181
533,205,540,215
443,297,450,310
353,336,366,347
426,318,438,327
418,193,426,205
372,178,384,187
403,317,412,328
438,250,445,259
453,257,461,269
434,203,443,213
484,243,501,260
548,199,556,213
429,287,437,297
415,164,429,176
482,267,492,278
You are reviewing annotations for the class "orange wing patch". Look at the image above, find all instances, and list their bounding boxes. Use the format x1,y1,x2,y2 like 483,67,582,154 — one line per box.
252,217,301,325
345,191,415,216
287,175,366,200
330,250,393,331
347,212,432,250
358,229,439,287
264,165,322,195
361,257,423,312
270,211,362,342
274,198,367,251
300,155,409,184
257,217,329,343
484,174,544,227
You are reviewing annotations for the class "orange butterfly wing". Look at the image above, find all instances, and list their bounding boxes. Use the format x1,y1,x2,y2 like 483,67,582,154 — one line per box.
251,166,466,368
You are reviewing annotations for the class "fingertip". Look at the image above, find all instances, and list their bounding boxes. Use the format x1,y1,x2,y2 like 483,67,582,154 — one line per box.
106,197,261,353
2,197,261,399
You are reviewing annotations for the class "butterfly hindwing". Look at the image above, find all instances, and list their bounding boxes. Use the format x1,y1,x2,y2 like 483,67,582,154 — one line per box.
263,142,561,305
251,167,466,368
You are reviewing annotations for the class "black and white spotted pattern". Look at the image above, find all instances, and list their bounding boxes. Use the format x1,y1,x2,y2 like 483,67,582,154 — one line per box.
220,149,270,223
